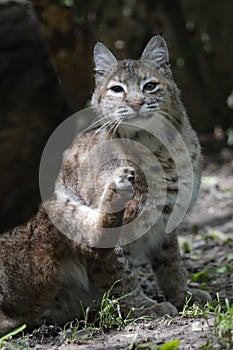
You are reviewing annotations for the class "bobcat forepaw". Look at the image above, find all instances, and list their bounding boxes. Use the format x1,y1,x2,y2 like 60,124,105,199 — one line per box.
114,166,135,202
188,289,211,306
131,300,177,319
100,166,135,212
151,301,178,317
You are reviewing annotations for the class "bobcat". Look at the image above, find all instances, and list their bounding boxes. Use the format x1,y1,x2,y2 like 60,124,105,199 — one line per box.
0,36,210,336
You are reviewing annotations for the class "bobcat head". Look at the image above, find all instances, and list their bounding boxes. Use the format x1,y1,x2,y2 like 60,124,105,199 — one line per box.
91,35,185,133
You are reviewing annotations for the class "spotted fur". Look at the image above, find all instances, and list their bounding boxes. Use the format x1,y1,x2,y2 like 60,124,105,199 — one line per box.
0,36,210,336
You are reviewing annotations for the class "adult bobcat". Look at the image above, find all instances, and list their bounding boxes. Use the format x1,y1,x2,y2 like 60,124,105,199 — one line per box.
0,36,210,336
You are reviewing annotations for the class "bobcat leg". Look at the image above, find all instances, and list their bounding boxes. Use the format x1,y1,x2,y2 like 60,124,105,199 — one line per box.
96,167,135,226
150,232,211,309
46,167,135,247
88,248,177,318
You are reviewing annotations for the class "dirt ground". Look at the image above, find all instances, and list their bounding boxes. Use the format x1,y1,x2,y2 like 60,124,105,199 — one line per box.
4,138,233,350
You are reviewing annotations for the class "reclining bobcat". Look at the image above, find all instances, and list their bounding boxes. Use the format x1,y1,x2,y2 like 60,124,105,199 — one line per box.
0,36,210,336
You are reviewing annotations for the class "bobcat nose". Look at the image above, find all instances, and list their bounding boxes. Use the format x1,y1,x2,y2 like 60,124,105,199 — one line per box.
128,100,144,112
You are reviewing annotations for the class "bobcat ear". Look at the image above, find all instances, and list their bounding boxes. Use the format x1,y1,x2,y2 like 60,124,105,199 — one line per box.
93,42,117,79
141,35,169,68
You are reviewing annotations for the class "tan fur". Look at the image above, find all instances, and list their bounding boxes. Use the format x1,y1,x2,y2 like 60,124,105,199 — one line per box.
0,36,210,336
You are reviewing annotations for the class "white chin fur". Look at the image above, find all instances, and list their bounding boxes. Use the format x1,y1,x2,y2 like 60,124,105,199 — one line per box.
117,111,163,137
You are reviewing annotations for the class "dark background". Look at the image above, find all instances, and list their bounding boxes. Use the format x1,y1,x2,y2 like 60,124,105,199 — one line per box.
0,0,232,231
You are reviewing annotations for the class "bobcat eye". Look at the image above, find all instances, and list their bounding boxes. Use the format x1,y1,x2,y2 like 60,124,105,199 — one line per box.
143,82,159,93
109,85,125,93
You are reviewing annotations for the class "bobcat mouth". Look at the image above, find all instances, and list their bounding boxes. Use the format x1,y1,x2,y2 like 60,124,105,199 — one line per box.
121,111,154,122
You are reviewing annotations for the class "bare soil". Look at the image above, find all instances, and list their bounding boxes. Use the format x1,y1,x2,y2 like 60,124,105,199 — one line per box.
4,138,233,350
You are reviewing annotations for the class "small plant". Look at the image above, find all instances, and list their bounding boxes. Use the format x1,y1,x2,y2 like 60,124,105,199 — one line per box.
189,269,210,291
96,281,133,331
209,294,233,341
0,341,33,350
0,324,32,350
137,339,180,350
180,292,233,348
179,292,208,319
63,281,152,341
189,269,209,283
182,240,193,254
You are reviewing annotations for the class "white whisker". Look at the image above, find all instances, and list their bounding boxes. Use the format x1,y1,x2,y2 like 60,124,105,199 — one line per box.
82,114,110,134
86,119,114,153
103,117,121,143
111,116,124,138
